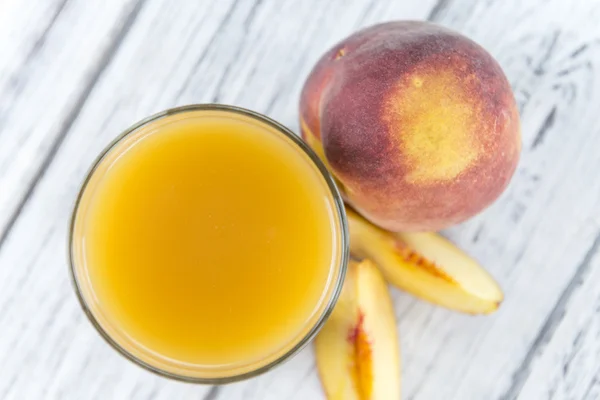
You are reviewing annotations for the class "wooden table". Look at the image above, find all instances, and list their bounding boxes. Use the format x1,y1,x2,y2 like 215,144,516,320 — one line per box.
1,0,599,399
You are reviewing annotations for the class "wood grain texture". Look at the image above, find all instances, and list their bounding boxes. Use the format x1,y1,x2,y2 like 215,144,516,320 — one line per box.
516,238,600,399
396,1,600,399
1,0,600,399
0,0,142,244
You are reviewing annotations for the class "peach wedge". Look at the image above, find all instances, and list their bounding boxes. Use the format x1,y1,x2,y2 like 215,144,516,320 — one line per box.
347,208,503,314
315,259,401,400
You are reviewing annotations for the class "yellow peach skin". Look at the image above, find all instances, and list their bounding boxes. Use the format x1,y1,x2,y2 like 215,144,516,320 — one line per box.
300,21,521,231
315,260,401,400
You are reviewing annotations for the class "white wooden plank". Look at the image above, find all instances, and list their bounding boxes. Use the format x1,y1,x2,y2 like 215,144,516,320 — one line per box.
0,0,419,398
206,1,600,399
0,0,68,80
397,1,600,399
515,242,600,399
1,0,600,399
0,0,140,240
0,0,442,398
205,0,443,398
0,0,243,398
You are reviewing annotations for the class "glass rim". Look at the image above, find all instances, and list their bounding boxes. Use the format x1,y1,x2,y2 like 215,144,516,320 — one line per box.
68,103,349,384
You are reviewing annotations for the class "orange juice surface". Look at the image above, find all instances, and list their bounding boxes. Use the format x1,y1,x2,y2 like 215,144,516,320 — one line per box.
78,111,339,366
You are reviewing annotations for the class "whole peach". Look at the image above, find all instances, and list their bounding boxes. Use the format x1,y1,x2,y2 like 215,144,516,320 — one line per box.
300,21,521,231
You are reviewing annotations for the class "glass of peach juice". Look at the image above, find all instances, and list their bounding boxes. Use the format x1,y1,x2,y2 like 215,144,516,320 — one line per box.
69,104,348,382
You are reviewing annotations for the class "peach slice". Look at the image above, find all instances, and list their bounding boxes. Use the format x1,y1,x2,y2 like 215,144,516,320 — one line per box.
315,259,400,400
347,208,503,314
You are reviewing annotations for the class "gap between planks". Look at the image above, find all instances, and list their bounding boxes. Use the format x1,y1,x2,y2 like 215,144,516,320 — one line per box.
500,231,600,400
0,0,148,252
